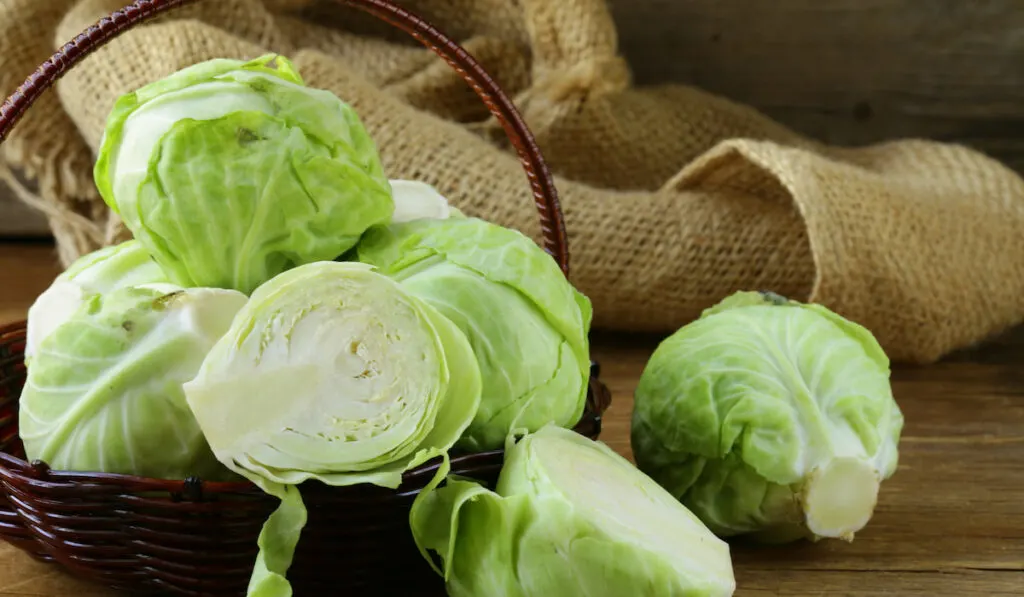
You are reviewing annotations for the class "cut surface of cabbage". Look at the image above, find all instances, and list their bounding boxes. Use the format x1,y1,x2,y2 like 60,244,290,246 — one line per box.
183,261,481,597
410,425,737,597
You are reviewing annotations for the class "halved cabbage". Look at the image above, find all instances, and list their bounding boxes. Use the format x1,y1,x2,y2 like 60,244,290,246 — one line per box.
182,261,481,596
19,285,247,481
410,425,736,597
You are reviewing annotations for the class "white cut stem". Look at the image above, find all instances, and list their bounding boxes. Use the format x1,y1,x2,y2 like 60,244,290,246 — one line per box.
802,457,881,541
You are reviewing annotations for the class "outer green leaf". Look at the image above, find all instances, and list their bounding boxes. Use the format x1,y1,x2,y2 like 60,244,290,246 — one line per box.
94,54,393,294
95,55,304,216
25,240,168,361
19,285,247,481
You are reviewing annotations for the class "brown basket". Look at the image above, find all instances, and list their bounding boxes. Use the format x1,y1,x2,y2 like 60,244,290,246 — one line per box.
0,0,612,595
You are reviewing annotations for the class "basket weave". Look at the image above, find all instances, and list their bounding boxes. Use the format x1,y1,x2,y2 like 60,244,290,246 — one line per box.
0,0,612,595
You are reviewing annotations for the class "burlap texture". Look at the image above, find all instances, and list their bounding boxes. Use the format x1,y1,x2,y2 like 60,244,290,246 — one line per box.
3,0,1023,364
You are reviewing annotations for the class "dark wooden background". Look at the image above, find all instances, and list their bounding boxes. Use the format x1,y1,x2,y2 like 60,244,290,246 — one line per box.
610,0,1024,170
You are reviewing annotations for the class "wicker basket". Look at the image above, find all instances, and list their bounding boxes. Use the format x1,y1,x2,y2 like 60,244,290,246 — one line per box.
0,0,612,595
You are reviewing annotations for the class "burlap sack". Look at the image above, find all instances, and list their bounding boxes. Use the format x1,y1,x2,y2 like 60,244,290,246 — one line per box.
3,0,1023,364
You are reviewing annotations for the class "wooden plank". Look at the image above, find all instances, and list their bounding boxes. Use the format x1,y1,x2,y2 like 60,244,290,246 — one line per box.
735,569,1024,596
609,0,1024,173
0,546,113,597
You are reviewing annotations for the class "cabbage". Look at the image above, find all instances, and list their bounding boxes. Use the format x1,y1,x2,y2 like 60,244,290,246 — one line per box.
410,425,736,597
182,261,481,596
25,240,168,362
356,217,592,451
94,54,394,295
19,285,247,481
632,291,904,542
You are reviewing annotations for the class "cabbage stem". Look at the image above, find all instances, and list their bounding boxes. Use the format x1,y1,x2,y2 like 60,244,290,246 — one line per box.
801,457,881,541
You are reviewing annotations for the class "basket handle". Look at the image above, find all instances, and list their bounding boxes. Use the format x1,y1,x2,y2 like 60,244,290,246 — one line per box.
0,0,571,276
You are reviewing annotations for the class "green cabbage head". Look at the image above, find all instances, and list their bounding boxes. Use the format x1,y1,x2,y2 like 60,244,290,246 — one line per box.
632,291,904,543
182,261,482,597
356,217,592,451
94,54,394,294
25,240,168,362
410,425,737,597
19,285,247,481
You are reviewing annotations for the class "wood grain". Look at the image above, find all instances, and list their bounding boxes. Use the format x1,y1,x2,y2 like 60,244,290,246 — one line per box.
609,0,1024,173
1,243,1022,596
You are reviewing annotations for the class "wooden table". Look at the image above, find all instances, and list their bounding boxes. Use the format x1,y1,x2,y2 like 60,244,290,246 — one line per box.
0,242,1021,596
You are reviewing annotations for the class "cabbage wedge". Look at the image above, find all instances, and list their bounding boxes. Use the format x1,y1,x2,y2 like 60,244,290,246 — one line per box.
183,261,481,597
410,425,736,597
